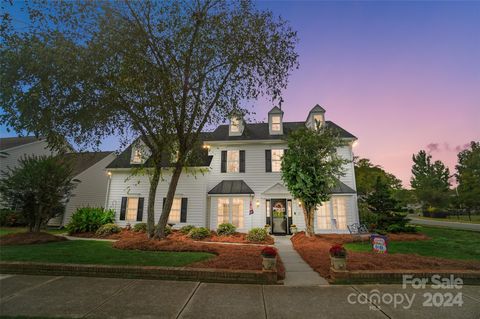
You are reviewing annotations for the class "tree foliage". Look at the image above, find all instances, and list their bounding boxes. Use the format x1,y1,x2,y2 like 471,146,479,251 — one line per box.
281,126,348,236
0,155,78,232
354,158,402,196
410,150,450,210
456,141,480,212
1,0,299,238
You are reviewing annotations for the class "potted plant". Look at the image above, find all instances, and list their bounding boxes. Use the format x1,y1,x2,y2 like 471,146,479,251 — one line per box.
290,224,298,234
329,244,347,270
261,246,277,271
264,224,271,234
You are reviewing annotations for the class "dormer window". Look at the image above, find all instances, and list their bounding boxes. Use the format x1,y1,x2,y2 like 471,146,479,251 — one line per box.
230,117,240,133
306,104,326,130
229,114,244,136
313,114,324,128
131,149,143,164
271,115,281,132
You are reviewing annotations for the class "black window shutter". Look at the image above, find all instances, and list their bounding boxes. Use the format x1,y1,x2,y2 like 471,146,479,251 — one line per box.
162,197,166,210
136,197,144,221
239,150,245,173
221,151,227,173
265,150,272,172
180,198,188,223
120,197,127,220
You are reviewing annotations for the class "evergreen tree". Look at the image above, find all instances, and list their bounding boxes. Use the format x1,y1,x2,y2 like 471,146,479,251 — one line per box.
456,141,480,219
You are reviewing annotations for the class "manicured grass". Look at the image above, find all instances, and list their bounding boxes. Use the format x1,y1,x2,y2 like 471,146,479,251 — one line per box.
0,240,214,267
415,215,480,224
0,227,67,236
345,226,480,261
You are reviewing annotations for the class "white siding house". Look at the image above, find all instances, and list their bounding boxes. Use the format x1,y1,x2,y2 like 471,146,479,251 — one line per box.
105,105,359,234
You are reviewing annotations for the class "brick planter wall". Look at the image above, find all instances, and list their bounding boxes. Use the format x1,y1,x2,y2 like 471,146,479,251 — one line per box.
0,262,278,285
330,268,480,285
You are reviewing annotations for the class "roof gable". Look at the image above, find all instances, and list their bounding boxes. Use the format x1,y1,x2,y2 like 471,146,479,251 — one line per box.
58,152,113,176
0,136,45,151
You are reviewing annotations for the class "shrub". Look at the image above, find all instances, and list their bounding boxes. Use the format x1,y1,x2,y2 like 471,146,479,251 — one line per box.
0,209,26,227
246,227,268,242
133,223,147,232
387,224,417,233
261,246,277,258
162,224,172,236
66,207,115,234
216,223,236,236
188,227,210,240
180,225,196,234
329,244,346,258
95,223,122,237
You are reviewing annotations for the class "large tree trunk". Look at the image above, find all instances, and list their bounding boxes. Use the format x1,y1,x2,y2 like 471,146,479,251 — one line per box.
146,165,161,238
302,203,315,237
33,206,42,233
155,163,183,239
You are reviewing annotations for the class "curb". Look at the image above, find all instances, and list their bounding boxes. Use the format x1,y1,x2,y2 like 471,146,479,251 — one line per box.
0,261,279,285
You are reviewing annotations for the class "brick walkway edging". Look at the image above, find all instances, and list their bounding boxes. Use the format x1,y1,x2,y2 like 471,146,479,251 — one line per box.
330,268,480,285
0,261,278,285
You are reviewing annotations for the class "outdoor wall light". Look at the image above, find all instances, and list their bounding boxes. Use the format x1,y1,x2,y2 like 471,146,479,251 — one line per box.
256,199,260,207
107,171,112,176
202,144,211,149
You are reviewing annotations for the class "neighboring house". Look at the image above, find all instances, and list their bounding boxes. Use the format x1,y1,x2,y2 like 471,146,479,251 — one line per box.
0,136,58,173
105,105,359,234
48,152,117,226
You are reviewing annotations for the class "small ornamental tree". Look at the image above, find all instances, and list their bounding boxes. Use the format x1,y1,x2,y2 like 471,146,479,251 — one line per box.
0,155,78,232
281,126,349,237
456,141,480,219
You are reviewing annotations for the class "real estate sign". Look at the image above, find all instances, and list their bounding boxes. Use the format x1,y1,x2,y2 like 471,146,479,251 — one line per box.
371,234,388,254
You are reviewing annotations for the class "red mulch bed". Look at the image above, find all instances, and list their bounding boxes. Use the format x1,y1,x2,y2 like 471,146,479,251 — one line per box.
112,231,284,279
0,232,67,246
70,229,274,244
291,232,480,279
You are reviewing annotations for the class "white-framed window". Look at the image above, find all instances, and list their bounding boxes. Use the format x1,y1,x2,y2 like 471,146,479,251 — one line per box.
313,114,323,128
271,115,281,132
266,200,271,218
126,197,139,221
217,197,244,228
230,117,240,132
227,150,240,173
131,149,143,164
271,149,284,172
316,201,331,229
168,198,182,223
332,197,347,230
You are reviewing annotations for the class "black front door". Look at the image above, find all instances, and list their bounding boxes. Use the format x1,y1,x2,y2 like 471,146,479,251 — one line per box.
271,199,287,234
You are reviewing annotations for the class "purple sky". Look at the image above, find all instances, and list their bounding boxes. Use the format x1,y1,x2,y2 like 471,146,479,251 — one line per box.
1,1,479,187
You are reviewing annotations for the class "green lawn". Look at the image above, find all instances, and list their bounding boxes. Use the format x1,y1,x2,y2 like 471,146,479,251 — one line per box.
0,240,214,267
345,226,480,261
0,227,67,236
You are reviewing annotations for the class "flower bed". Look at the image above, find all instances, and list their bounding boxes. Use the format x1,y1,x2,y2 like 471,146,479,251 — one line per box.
112,231,284,279
0,232,67,246
291,232,480,280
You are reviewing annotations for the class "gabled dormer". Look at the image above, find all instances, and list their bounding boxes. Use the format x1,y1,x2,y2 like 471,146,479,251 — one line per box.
130,140,151,164
268,106,284,135
229,112,245,136
306,104,326,130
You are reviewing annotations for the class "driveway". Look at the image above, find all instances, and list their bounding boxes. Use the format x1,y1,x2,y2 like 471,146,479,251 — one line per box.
0,274,479,318
409,216,480,232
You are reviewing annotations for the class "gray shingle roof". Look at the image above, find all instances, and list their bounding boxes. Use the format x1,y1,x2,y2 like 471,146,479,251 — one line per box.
268,106,284,114
58,152,113,176
208,180,255,195
309,104,326,113
331,179,356,194
205,121,356,141
0,136,45,151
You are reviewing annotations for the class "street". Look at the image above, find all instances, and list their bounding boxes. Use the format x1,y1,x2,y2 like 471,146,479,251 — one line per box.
0,274,479,318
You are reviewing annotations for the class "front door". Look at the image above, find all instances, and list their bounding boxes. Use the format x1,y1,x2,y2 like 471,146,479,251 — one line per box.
271,199,287,235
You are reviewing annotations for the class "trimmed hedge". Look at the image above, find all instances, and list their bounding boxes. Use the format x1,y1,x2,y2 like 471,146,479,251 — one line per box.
217,223,236,236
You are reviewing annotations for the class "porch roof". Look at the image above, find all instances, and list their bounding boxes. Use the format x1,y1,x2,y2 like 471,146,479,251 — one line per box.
208,180,254,195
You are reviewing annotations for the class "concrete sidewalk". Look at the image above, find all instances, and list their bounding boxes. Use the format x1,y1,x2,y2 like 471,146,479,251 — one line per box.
274,236,328,286
1,274,479,318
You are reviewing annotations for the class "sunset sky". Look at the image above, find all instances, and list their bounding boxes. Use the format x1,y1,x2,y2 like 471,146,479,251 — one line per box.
1,1,479,187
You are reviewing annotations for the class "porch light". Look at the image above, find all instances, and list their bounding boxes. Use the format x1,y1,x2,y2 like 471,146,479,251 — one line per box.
256,199,260,207
352,140,358,148
298,200,302,207
202,144,211,149
107,171,112,176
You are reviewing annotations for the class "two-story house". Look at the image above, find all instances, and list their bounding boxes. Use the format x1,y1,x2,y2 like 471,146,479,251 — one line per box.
104,105,359,234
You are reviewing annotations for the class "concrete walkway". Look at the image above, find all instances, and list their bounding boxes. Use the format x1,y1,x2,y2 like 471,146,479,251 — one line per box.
1,274,479,318
409,217,480,232
274,236,328,286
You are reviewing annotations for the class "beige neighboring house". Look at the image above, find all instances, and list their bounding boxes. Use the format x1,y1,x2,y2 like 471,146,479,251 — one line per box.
48,152,116,227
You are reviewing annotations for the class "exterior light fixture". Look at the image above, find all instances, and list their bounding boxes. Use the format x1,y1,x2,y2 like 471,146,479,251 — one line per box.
256,199,260,207
107,171,112,176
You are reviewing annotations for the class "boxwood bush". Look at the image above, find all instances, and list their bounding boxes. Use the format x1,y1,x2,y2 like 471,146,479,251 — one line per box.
188,227,211,240
66,207,115,234
246,227,268,242
95,223,122,236
216,223,236,236
180,225,196,234
133,223,147,232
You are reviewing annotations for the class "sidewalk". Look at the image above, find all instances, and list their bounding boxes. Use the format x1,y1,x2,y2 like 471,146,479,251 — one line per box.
1,274,479,318
274,235,328,286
